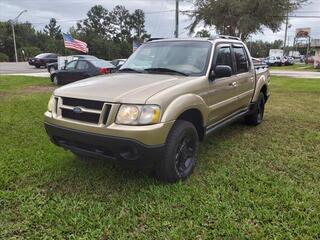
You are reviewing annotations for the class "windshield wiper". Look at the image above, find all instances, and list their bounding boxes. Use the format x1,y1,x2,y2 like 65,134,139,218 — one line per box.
144,68,189,76
118,68,144,73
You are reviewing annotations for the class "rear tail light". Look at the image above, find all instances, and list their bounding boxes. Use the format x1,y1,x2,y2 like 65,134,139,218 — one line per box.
99,68,109,74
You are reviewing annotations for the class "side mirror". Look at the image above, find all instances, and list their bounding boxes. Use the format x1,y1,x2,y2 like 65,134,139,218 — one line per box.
214,65,232,79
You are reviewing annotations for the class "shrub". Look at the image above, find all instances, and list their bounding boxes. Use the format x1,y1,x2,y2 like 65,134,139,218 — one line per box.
18,47,42,61
0,52,9,62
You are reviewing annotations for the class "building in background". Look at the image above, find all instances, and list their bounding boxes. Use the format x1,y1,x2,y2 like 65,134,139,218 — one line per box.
311,39,320,69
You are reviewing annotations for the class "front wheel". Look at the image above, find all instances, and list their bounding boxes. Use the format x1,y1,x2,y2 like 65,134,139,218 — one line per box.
49,66,55,73
155,120,199,183
53,75,59,85
245,92,266,125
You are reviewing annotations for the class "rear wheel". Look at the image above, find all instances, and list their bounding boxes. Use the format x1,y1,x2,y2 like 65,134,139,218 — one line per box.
155,120,199,183
35,65,40,69
245,92,265,125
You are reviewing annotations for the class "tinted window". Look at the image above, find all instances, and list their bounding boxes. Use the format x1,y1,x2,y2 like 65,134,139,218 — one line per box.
216,47,233,70
234,47,249,73
65,60,77,70
76,61,90,70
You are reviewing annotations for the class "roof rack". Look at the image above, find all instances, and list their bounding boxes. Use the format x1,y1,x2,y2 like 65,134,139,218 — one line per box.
209,35,241,41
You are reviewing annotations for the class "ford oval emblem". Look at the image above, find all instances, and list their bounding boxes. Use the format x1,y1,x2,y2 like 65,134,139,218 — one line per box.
73,107,83,114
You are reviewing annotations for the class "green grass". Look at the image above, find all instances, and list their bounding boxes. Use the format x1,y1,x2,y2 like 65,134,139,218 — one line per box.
0,76,319,239
270,64,320,72
0,75,50,92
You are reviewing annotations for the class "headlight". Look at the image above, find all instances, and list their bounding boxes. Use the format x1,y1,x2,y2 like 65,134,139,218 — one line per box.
116,105,160,125
47,95,55,112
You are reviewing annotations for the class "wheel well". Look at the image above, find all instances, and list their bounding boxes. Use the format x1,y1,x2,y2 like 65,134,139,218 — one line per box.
260,85,267,100
176,109,205,141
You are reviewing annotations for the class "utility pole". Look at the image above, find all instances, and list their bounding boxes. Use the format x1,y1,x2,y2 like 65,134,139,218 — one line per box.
11,22,18,62
11,10,27,62
175,0,179,38
283,11,289,55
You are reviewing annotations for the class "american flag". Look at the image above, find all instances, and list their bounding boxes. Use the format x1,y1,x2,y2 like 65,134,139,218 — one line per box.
63,33,88,53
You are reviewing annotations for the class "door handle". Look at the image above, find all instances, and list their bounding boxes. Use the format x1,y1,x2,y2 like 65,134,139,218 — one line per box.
229,82,238,87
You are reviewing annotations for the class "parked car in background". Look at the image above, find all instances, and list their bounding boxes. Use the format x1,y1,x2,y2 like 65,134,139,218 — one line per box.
51,59,116,85
111,59,127,69
28,53,58,68
47,55,98,73
283,56,294,66
264,56,281,66
306,55,315,64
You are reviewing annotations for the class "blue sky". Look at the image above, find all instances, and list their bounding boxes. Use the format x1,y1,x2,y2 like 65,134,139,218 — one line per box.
0,0,319,43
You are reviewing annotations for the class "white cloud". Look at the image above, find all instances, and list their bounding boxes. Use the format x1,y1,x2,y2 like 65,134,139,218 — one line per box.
0,0,319,41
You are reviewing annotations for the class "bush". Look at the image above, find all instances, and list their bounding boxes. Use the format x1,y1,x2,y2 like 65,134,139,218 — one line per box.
0,52,9,62
18,47,42,61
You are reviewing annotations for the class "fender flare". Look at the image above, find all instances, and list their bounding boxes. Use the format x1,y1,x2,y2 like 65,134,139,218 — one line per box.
253,73,269,102
161,94,208,126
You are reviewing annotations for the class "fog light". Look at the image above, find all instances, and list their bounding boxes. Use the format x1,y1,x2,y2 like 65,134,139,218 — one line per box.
120,146,139,161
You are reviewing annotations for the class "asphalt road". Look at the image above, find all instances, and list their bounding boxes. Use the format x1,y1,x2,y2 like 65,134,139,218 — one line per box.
1,62,320,79
0,62,49,77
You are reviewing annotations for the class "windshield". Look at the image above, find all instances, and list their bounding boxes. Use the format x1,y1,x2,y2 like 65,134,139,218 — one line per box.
121,41,212,76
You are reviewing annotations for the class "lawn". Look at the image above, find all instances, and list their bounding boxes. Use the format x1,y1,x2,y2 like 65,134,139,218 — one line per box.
0,75,319,239
270,64,320,72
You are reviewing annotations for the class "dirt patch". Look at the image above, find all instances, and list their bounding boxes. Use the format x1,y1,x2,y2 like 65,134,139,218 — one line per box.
0,85,56,99
0,91,11,98
22,85,56,93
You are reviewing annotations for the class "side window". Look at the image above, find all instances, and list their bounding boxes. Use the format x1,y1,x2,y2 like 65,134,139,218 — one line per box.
233,47,249,73
65,60,77,70
215,47,233,70
76,61,90,70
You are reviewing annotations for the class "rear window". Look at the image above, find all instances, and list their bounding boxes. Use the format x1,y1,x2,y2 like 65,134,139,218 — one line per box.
90,60,115,68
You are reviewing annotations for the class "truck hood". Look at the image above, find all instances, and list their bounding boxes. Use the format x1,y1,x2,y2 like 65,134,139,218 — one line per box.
54,73,190,104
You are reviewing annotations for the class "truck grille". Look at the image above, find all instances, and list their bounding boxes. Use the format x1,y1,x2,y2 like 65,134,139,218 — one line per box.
60,97,111,124
62,97,104,110
61,109,100,123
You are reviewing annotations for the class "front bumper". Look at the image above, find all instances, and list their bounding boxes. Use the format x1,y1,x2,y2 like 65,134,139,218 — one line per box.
45,123,166,166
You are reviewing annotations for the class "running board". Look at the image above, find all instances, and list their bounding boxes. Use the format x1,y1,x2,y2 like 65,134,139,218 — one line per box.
205,110,249,136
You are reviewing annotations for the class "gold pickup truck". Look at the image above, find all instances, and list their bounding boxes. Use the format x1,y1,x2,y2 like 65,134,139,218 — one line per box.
44,36,270,183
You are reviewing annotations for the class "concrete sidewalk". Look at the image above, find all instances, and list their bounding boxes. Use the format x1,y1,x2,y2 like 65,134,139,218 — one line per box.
270,70,320,79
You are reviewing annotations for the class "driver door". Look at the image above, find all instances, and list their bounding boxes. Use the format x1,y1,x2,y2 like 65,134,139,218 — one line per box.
207,44,240,125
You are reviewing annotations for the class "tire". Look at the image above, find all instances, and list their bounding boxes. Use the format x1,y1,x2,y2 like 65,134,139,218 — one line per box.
155,120,199,183
49,66,55,73
245,92,266,126
35,65,40,69
53,75,59,85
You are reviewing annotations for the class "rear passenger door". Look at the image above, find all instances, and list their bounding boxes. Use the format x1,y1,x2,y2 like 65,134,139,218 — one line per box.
75,60,92,80
232,45,255,109
207,44,240,125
